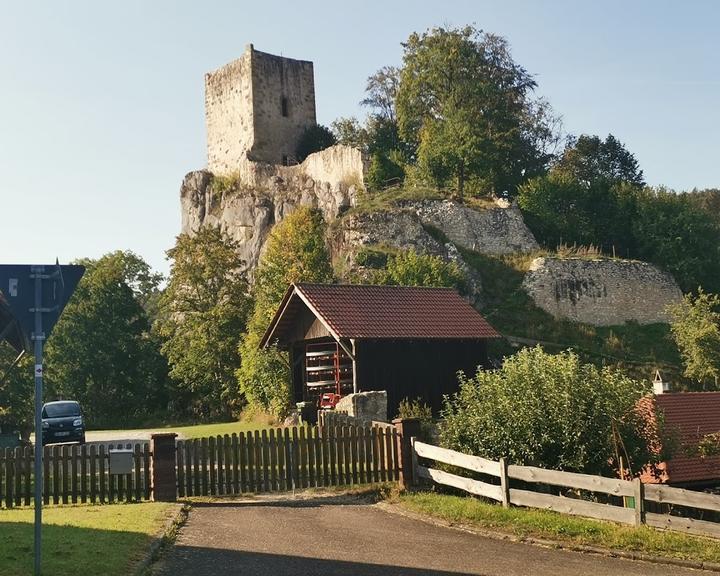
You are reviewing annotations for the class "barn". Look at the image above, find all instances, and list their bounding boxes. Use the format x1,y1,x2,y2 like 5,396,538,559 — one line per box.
260,283,501,417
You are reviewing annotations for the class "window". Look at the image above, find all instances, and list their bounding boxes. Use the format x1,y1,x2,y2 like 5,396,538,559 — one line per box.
281,96,289,117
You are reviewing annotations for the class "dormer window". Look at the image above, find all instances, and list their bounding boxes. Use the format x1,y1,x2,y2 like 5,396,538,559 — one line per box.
281,96,289,117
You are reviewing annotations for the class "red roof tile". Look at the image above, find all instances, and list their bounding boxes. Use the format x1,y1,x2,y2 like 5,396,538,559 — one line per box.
655,392,720,484
262,283,501,347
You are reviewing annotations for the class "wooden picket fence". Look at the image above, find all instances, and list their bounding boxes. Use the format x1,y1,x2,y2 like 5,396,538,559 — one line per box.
176,424,400,497
0,443,151,508
412,439,720,539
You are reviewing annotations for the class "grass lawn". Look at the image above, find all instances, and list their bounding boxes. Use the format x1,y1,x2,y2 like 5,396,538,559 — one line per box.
88,413,281,439
395,492,720,564
0,502,178,576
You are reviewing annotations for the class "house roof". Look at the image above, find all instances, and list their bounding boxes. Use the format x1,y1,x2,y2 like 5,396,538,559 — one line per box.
261,283,501,348
655,392,720,484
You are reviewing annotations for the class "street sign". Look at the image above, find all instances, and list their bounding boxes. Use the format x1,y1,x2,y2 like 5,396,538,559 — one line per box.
0,264,84,351
0,262,84,576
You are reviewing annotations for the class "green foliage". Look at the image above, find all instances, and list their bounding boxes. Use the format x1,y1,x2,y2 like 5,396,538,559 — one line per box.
668,290,720,388
441,347,663,477
238,207,334,417
331,117,370,150
396,25,558,197
396,397,434,442
295,124,337,163
45,251,168,428
374,250,466,292
366,150,405,191
158,227,250,421
0,344,34,436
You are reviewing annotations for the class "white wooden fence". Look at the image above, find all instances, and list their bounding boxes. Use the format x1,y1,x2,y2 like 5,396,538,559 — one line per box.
412,439,720,539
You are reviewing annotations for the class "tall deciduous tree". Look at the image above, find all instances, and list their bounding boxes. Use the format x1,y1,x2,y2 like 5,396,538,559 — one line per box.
158,227,251,420
441,347,665,477
237,207,333,417
669,290,720,389
396,26,559,197
45,251,167,428
0,344,34,437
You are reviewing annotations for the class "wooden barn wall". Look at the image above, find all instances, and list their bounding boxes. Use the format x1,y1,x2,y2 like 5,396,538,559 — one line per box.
355,339,489,416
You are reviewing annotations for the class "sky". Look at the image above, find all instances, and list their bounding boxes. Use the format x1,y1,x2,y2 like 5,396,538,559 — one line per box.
1,0,718,276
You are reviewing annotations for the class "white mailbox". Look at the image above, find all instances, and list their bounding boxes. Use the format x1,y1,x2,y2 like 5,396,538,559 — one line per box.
109,448,134,475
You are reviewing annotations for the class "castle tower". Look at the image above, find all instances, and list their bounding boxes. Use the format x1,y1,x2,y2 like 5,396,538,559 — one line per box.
205,44,317,174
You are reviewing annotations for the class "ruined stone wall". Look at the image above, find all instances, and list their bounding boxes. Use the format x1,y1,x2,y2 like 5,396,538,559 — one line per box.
522,257,683,326
205,49,254,175
250,49,316,165
205,45,316,174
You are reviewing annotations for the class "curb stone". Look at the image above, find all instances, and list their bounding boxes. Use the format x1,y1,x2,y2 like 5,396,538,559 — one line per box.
376,501,718,573
134,503,191,576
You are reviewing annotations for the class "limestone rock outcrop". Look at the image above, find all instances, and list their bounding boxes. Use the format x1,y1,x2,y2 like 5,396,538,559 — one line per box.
522,257,683,326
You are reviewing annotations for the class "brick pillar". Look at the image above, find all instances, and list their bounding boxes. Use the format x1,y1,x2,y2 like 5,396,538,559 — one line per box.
150,433,178,502
392,418,421,490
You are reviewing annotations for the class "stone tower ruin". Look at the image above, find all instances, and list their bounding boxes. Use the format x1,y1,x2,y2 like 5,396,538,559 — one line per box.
205,44,317,174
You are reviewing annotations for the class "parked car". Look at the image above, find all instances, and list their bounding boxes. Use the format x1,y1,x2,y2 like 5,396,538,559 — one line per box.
41,401,86,445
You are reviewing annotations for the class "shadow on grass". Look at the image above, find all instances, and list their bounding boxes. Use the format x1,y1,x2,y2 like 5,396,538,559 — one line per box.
0,521,152,576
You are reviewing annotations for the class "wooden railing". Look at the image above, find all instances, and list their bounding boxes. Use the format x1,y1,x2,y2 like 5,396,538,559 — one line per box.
176,424,400,497
0,443,151,508
412,439,720,539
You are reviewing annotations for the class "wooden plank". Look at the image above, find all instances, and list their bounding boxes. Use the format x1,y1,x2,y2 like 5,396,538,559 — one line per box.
217,435,225,495
43,446,50,505
71,445,78,504
89,445,97,504
134,444,142,501
414,441,501,478
262,430,270,493
390,428,399,481
184,441,193,497
98,445,106,504
321,426,330,487
357,427,366,484
378,428,387,482
508,464,633,497
52,445,60,504
509,488,635,525
291,427,300,490
418,466,504,502
306,427,315,488
13,447,21,507
268,429,276,491
239,432,248,493
62,445,71,504
176,440,185,498
208,436,216,496
224,435,233,494
499,458,510,509
21,447,30,506
633,478,644,526
5,448,13,508
329,425,338,486
350,426,359,485
363,426,372,484
202,438,210,496
283,428,292,491
231,433,239,494
646,512,720,539
254,430,262,493
298,427,307,489
314,426,323,488
644,483,720,513
193,439,201,496
371,427,380,483
80,444,88,504
143,443,151,501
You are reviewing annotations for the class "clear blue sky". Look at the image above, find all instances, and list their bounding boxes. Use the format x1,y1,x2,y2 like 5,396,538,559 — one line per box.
1,0,718,275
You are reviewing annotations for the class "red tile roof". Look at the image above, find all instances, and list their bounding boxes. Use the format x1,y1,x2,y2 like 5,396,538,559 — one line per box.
655,392,720,484
261,283,501,347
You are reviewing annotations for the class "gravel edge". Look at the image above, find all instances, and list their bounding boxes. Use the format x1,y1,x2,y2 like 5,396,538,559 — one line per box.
134,503,191,576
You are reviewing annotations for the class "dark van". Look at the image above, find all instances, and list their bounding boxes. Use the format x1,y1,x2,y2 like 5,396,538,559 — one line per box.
41,401,86,445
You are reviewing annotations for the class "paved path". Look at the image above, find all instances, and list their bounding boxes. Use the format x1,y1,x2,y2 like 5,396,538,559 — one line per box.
152,495,705,576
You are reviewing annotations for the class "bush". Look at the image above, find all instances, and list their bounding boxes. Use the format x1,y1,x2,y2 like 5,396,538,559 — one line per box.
441,346,665,477
295,124,337,163
366,151,405,191
396,397,434,442
375,249,466,292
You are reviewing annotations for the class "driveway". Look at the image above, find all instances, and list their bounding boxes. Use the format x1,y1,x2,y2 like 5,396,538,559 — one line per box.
152,495,705,576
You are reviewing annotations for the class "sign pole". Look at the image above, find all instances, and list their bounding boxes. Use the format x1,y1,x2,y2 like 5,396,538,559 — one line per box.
32,265,45,576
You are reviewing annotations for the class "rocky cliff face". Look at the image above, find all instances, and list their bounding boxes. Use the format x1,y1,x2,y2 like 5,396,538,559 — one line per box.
522,257,683,326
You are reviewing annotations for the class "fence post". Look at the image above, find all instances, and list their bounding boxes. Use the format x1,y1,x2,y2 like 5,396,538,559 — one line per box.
633,478,645,526
392,418,421,490
499,457,510,509
150,433,178,502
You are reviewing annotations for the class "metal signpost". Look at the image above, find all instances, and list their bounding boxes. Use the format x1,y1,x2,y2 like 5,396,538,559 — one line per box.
0,263,84,576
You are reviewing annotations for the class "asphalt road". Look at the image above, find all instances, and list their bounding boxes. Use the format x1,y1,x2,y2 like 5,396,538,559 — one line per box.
152,495,705,576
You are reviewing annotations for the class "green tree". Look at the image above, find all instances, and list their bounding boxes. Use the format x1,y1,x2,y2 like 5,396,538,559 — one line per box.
158,227,251,420
45,252,167,428
396,26,558,197
441,347,664,477
237,207,334,417
669,290,720,388
295,124,337,163
0,344,34,437
375,250,466,292
331,117,370,150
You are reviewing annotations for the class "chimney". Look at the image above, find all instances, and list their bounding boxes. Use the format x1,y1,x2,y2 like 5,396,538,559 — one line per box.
653,369,670,394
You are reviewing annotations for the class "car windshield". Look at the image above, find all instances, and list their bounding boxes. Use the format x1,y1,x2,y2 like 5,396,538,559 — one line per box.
42,402,81,418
